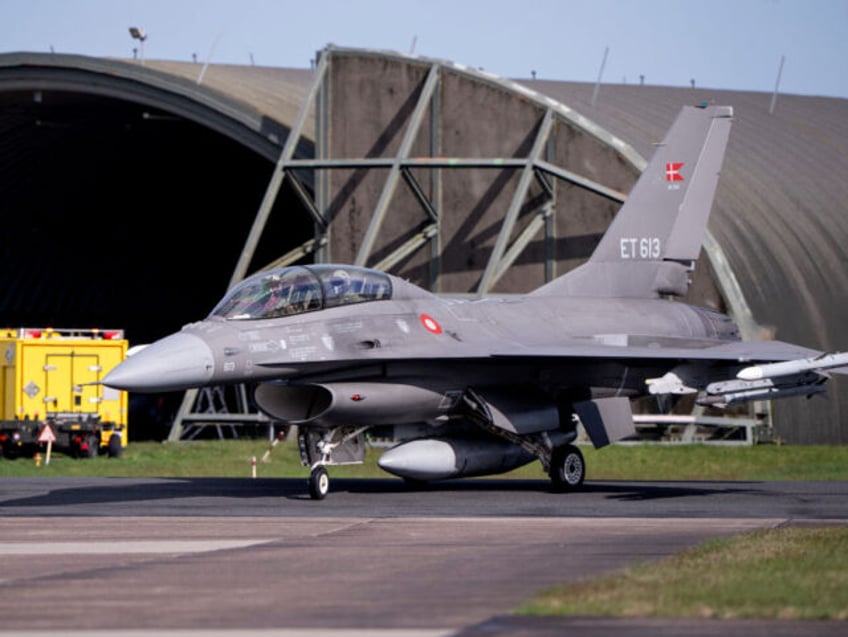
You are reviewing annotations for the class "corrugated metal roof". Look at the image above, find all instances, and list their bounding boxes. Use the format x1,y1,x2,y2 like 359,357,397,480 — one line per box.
142,60,315,140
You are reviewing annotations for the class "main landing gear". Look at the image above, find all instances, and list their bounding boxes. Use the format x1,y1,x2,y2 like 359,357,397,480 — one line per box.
460,388,586,494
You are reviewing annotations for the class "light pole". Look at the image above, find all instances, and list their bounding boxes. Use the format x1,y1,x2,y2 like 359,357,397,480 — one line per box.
129,27,147,65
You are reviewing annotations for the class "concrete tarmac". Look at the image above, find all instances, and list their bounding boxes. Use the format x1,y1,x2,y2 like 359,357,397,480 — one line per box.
0,477,845,636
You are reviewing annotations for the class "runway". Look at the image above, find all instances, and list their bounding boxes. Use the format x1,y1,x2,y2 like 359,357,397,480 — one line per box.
0,477,846,636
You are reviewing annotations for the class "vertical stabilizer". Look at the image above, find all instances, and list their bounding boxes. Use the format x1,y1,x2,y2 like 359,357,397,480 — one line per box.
532,104,733,298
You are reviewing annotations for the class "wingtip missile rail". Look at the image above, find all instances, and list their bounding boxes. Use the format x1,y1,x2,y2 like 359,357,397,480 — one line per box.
696,351,848,408
736,352,848,381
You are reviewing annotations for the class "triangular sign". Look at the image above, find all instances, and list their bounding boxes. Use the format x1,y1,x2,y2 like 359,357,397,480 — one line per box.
37,425,57,443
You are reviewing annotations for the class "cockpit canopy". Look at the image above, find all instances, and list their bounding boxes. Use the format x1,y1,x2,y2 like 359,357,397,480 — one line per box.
210,265,393,320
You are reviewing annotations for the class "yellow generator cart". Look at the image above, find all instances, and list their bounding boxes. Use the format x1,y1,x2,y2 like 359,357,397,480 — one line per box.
0,328,128,458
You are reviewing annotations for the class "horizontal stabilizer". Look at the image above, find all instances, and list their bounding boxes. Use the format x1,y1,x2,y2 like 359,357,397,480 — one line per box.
574,397,635,449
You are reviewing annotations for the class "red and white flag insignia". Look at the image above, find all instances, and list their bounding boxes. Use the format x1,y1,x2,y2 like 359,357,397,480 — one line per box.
665,162,684,182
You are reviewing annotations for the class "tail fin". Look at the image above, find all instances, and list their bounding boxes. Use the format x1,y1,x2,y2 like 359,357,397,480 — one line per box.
532,104,733,298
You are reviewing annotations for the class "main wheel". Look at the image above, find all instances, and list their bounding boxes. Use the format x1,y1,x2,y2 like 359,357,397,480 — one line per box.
549,444,585,492
107,433,122,458
308,466,330,500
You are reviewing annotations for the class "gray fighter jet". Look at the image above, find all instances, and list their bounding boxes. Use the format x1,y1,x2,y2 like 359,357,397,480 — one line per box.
104,104,847,499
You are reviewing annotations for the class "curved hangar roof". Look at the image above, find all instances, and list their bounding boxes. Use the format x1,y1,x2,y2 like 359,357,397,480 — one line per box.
0,49,845,442
0,52,316,344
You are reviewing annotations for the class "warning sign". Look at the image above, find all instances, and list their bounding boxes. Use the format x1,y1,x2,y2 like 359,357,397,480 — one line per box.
37,425,57,443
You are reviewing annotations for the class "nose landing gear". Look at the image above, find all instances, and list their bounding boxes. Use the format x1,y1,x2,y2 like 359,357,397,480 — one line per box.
299,426,368,500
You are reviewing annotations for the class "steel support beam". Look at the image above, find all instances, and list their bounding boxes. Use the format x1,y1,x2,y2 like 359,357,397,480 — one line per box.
428,84,442,291
258,237,327,271
355,64,441,266
284,157,625,204
543,130,557,282
491,204,552,284
478,108,554,295
400,167,439,223
372,224,438,272
314,48,332,263
535,159,626,203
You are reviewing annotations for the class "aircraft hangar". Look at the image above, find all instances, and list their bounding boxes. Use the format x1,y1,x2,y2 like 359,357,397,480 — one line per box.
0,46,845,443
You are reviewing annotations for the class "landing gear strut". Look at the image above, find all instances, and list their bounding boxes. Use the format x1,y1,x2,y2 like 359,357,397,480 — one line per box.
461,388,584,493
298,426,368,500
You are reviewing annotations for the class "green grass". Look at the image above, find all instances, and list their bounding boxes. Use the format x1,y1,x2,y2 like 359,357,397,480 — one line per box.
568,444,848,482
2,439,848,481
520,526,848,620
489,443,848,482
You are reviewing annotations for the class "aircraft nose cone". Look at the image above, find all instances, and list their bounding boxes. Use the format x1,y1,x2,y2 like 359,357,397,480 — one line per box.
103,332,215,392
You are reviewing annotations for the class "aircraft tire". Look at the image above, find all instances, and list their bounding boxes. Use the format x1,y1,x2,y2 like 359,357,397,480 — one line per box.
549,444,585,492
308,466,330,500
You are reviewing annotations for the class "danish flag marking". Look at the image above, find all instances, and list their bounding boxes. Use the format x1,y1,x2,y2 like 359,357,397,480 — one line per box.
665,162,685,182
420,314,443,335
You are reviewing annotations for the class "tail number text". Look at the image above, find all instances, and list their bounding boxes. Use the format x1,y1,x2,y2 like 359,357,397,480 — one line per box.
620,237,661,259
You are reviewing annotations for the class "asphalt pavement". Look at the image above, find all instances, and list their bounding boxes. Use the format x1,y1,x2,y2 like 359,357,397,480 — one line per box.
0,477,844,636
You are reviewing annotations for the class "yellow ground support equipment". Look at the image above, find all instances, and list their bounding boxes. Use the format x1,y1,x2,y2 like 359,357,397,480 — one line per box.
0,327,128,458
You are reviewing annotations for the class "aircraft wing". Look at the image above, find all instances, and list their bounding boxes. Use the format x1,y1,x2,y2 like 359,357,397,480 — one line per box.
490,339,823,363
491,339,847,406
250,337,826,369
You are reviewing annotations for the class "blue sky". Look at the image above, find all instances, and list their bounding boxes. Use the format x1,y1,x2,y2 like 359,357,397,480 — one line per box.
1,0,846,98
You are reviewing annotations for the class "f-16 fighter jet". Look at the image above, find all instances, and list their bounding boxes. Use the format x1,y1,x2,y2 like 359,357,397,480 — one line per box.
104,104,847,499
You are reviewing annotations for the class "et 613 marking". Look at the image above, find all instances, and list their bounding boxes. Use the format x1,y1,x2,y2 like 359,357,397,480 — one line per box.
620,237,661,259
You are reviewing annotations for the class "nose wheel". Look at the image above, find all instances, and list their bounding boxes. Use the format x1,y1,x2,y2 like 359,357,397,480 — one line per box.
308,466,330,500
299,426,369,500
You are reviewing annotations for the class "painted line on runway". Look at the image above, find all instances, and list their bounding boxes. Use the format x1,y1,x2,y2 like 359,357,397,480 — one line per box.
0,539,274,555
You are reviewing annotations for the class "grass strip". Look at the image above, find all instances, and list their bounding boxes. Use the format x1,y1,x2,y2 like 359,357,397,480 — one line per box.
520,526,848,620
1,440,848,481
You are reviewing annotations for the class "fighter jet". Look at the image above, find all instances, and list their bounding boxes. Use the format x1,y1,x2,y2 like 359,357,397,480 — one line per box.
104,104,847,499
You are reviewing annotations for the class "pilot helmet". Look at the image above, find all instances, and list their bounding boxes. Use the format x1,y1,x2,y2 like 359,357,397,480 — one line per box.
266,274,283,291
330,269,351,288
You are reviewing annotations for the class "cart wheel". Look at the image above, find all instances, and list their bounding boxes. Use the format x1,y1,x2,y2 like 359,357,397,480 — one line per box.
107,433,122,458
84,434,100,459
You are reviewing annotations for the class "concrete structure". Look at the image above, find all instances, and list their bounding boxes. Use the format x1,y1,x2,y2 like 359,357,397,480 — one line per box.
0,48,844,442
